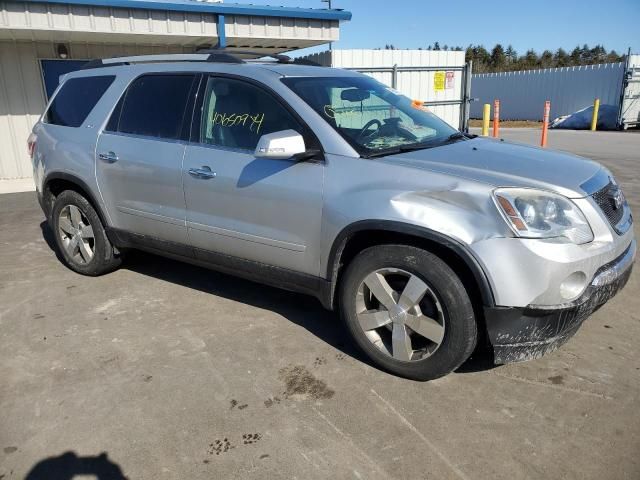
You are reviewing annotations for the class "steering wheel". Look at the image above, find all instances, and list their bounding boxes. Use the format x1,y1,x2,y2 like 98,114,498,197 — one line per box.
356,119,382,142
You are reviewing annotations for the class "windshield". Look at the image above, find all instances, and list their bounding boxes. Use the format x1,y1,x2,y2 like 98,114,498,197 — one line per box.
281,75,460,157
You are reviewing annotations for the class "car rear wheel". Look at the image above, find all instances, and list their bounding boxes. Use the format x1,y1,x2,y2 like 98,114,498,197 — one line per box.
339,244,477,380
51,190,121,276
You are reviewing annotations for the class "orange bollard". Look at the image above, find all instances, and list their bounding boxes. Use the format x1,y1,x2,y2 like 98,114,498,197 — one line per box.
540,100,550,147
492,99,500,138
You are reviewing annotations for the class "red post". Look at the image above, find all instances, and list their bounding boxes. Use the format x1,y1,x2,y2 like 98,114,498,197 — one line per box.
492,99,500,138
541,100,550,147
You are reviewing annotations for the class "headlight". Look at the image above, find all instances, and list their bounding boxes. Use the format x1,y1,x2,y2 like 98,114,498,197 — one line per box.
493,188,593,244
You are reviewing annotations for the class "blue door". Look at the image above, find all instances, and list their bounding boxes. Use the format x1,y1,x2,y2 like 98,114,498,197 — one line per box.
41,59,88,100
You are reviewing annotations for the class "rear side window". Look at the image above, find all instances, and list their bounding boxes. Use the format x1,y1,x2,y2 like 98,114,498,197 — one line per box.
108,74,195,140
45,75,115,127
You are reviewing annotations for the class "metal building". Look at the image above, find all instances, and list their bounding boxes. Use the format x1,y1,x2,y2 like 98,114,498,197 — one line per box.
303,49,472,131
0,0,351,188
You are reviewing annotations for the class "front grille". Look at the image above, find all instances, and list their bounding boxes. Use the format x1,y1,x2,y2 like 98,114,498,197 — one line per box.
591,181,625,231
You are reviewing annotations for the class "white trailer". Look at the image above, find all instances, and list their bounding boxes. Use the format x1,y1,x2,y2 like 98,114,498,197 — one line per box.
619,53,640,129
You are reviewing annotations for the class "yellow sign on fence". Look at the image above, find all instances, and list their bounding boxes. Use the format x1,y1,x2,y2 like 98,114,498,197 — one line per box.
434,71,445,91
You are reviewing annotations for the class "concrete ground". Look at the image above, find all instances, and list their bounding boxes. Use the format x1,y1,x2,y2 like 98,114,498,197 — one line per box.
1,129,639,480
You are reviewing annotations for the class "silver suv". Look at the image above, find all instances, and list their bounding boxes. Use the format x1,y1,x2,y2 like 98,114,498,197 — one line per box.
30,52,635,380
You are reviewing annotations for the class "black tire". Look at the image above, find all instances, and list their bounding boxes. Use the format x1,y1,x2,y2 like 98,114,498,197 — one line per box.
339,245,477,381
51,190,121,276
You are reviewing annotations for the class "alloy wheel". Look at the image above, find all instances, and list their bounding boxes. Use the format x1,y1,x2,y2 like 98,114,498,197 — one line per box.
58,204,95,265
355,268,446,362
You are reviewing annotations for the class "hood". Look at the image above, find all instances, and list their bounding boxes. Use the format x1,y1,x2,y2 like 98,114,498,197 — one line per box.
378,137,604,198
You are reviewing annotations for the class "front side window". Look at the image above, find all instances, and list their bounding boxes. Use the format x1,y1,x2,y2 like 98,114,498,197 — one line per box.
281,76,460,157
199,77,303,151
45,75,115,128
109,74,195,140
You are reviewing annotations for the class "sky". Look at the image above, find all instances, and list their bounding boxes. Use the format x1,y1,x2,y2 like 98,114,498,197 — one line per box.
243,0,640,56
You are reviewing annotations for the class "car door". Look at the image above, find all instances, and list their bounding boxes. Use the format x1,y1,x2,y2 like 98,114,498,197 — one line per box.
96,73,197,247
183,75,324,276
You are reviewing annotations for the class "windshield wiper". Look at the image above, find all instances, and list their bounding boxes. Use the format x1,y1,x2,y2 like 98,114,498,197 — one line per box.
364,142,432,158
432,132,468,146
364,133,467,158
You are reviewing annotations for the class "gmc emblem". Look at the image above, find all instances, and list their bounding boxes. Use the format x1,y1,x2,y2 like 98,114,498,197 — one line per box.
609,187,624,210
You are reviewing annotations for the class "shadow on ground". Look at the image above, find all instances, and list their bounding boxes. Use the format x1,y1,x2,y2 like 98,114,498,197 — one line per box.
25,452,127,480
39,221,497,378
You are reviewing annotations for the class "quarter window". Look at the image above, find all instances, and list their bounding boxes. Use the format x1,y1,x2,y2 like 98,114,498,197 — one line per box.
45,75,115,128
199,77,303,151
109,74,195,140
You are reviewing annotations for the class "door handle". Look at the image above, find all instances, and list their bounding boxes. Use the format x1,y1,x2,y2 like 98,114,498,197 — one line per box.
188,166,217,179
98,151,119,163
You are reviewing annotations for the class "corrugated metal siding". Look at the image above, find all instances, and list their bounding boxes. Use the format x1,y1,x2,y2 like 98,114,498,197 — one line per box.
470,63,625,120
225,16,338,44
1,1,218,40
304,49,466,129
0,41,43,179
0,1,339,45
0,40,193,179
329,49,465,68
620,54,640,128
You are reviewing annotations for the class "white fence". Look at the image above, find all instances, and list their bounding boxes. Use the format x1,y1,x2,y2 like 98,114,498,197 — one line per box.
304,50,470,130
470,63,625,121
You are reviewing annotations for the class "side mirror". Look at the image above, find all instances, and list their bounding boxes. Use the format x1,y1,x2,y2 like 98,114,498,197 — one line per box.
254,129,306,160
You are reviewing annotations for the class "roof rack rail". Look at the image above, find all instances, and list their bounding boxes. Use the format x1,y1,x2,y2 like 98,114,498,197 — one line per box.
290,57,323,67
81,53,245,70
80,50,322,70
196,49,323,67
197,48,288,61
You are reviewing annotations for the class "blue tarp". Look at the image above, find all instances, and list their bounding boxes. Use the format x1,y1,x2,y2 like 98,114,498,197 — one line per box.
550,104,618,130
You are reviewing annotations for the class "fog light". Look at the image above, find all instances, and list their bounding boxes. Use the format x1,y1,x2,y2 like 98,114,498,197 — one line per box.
560,272,588,300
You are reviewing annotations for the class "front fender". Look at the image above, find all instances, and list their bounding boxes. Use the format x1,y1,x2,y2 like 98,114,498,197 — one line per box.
320,154,516,308
326,219,496,308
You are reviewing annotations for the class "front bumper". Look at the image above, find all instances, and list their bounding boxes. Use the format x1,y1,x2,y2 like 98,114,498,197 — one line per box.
484,240,635,364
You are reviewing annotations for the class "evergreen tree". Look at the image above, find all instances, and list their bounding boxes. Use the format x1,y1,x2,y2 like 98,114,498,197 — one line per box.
540,50,554,68
522,49,539,69
554,48,569,67
490,44,506,71
475,46,491,64
505,45,517,64
570,46,582,65
378,42,622,72
580,44,592,63
465,45,474,63
606,49,622,63
590,44,606,63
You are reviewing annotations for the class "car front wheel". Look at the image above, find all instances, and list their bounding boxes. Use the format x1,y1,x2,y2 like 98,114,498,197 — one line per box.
339,244,477,380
